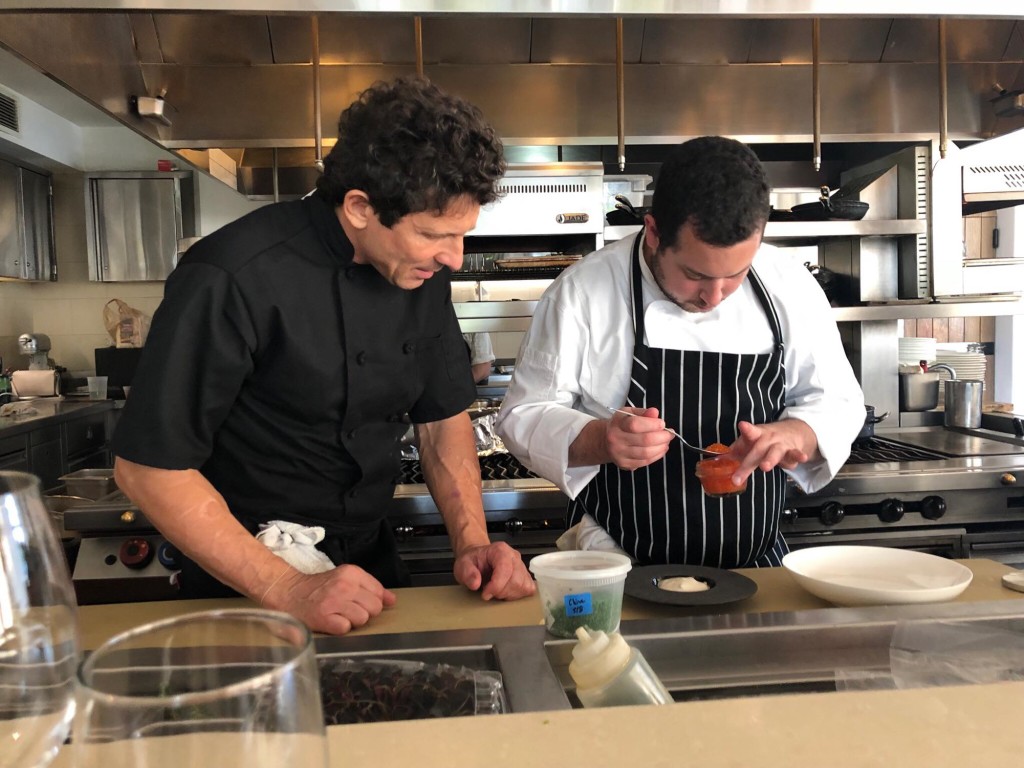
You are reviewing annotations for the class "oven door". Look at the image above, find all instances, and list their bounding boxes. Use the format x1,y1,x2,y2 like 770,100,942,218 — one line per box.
785,527,968,559
965,529,1024,570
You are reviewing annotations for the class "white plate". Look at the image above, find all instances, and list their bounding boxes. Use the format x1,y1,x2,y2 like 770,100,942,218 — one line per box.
782,546,973,606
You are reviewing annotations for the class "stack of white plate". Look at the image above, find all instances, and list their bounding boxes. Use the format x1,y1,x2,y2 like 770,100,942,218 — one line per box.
934,347,987,398
898,337,936,365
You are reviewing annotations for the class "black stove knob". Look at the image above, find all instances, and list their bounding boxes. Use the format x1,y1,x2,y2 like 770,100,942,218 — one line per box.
819,502,844,526
921,496,947,520
393,524,415,542
504,517,524,534
781,508,799,523
878,498,904,523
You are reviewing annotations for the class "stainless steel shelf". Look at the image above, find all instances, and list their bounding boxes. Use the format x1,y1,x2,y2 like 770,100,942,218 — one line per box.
833,298,1024,321
764,219,927,240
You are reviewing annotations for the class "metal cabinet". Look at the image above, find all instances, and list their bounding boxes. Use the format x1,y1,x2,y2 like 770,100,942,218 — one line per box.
0,156,55,281
85,171,197,281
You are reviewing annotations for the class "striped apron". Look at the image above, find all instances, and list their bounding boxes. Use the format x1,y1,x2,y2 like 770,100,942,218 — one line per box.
568,232,789,568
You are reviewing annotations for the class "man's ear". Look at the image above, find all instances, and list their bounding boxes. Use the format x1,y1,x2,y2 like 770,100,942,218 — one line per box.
340,190,373,231
643,212,660,252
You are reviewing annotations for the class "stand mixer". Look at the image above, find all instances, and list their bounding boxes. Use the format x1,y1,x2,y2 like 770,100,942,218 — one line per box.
18,333,54,370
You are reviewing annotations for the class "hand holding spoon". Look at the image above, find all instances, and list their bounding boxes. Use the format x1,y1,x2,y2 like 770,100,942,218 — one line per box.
604,406,720,458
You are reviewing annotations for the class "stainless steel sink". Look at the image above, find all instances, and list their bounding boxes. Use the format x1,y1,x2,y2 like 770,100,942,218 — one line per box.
544,600,1024,706
315,598,1024,714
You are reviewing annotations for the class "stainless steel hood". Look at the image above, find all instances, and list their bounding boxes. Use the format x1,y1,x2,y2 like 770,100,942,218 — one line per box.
0,9,1022,198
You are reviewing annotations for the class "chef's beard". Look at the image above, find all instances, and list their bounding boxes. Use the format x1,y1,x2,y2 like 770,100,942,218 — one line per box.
648,251,710,314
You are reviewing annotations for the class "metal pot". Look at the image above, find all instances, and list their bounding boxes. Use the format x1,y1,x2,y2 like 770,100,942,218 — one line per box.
857,405,889,440
899,372,940,412
944,379,984,429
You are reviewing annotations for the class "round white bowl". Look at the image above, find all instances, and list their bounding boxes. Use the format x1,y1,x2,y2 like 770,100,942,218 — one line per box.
782,545,972,606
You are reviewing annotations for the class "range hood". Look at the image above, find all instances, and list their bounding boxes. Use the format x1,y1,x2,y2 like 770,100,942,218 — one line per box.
960,127,1024,215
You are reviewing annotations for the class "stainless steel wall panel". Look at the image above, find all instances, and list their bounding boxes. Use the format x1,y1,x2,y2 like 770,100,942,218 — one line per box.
945,19,1018,63
746,18,812,64
639,18,755,64
151,14,275,66
818,19,890,64
127,13,164,64
90,177,180,281
1006,23,1024,62
0,12,153,138
136,62,332,144
880,18,939,64
316,15,417,64
266,15,312,64
529,17,644,64
423,17,533,65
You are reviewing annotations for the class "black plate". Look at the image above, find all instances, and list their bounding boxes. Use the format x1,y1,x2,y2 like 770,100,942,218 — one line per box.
624,565,758,607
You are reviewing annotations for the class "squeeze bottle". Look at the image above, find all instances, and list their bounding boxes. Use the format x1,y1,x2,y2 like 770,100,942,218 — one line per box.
568,627,672,708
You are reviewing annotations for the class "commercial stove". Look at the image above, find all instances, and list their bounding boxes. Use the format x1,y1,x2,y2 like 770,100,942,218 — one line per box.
59,425,1024,599
60,491,181,604
782,426,1024,565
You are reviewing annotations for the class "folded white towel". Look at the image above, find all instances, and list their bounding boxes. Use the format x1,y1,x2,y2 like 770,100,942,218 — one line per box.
555,513,633,559
256,520,335,575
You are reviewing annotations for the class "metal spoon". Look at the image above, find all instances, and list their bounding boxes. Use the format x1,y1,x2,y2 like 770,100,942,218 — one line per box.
604,406,720,457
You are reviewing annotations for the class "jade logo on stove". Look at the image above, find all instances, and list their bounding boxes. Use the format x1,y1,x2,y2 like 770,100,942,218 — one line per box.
555,213,589,224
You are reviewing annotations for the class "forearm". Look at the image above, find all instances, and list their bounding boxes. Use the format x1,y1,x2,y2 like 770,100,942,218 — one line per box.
567,418,611,467
113,456,295,601
417,413,490,557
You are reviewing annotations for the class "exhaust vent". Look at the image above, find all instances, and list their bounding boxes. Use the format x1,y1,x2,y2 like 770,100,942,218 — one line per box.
0,89,19,135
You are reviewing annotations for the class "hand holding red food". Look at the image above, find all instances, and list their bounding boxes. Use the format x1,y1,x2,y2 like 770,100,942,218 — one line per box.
729,419,819,486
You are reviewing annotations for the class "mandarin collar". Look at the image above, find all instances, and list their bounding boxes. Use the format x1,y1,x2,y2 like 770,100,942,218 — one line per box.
306,192,355,266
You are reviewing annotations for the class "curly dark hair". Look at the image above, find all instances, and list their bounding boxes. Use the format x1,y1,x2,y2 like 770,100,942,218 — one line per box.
315,76,506,227
650,136,770,250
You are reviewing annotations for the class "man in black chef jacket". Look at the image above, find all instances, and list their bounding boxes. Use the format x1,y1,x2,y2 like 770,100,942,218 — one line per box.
112,76,535,635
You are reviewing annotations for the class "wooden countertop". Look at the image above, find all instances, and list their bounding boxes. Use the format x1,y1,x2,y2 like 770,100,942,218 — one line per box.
64,559,1024,767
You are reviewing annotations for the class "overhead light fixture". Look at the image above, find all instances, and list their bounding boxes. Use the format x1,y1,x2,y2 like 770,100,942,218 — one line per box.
130,92,172,127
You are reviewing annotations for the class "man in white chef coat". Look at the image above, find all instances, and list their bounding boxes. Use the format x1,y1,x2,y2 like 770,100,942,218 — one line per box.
496,136,865,567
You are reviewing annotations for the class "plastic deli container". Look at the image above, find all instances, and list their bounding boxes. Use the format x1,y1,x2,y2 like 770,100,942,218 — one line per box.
528,551,632,638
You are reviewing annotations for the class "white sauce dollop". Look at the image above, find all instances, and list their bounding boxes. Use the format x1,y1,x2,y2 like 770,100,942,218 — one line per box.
658,576,710,593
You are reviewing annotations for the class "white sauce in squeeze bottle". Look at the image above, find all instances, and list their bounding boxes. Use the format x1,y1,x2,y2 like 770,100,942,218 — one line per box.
568,627,672,708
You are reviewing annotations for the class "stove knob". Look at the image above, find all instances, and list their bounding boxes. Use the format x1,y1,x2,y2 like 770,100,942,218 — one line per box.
878,498,904,523
1001,473,1017,486
781,508,799,523
921,495,947,520
393,524,414,542
819,502,844,527
157,541,181,570
504,517,524,534
119,538,153,569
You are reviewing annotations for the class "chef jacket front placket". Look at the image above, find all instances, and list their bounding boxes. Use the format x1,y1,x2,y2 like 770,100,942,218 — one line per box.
336,265,425,521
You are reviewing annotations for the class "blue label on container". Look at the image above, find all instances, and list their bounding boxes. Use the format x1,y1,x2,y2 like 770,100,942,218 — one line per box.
564,592,593,617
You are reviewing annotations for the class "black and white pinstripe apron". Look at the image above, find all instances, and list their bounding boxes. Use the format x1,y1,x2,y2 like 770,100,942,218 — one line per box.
568,232,789,568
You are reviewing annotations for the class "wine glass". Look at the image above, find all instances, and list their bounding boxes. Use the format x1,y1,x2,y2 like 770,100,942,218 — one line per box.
74,609,329,768
0,471,80,768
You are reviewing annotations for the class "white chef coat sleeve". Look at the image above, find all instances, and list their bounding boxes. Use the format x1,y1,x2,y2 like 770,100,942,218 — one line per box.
496,279,603,499
463,332,495,365
771,258,865,493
